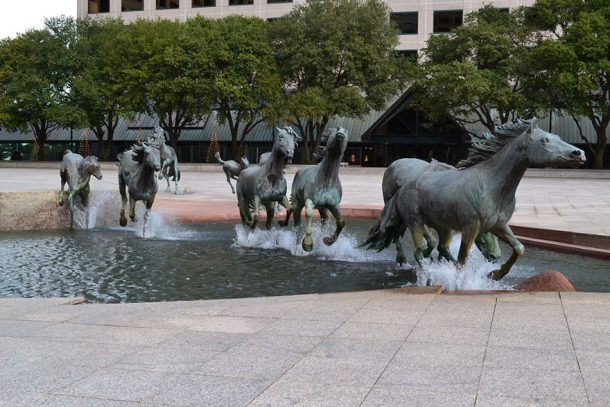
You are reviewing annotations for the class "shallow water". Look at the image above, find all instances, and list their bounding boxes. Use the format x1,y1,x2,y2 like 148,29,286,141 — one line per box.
1,219,609,303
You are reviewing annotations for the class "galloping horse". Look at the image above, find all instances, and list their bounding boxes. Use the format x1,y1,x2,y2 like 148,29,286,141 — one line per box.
117,135,162,236
215,152,249,194
236,127,299,229
363,120,586,280
156,128,181,195
285,127,348,252
58,150,103,230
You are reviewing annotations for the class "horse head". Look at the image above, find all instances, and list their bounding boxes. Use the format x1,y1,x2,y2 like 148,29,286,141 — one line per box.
313,127,348,162
275,126,300,161
83,156,103,180
524,120,586,167
133,142,161,172
241,156,250,167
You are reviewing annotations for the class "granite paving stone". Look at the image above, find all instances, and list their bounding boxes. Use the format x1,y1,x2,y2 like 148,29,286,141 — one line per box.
145,374,271,407
250,377,370,407
362,386,476,407
115,346,220,374
488,326,574,350
37,394,156,407
260,318,343,337
483,346,580,372
406,325,491,346
330,321,415,341
474,395,589,407
156,330,246,351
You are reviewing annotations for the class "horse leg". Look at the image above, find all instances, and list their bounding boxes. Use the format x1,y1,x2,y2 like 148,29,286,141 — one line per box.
129,196,137,222
237,197,252,226
58,178,66,206
302,199,314,252
319,208,330,225
142,199,154,238
410,223,426,266
165,173,171,192
278,196,293,227
489,225,524,280
422,225,438,258
457,225,479,267
251,195,261,229
119,175,128,227
226,171,235,194
322,206,345,246
265,203,275,230
81,187,90,230
68,191,75,231
393,237,407,266
173,162,179,195
436,227,456,263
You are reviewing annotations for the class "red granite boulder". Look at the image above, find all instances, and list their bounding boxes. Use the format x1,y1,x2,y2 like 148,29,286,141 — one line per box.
515,270,576,292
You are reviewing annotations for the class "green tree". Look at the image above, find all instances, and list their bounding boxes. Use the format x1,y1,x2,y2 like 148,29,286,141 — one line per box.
269,0,405,162
414,6,536,133
137,18,215,149
210,16,282,159
72,18,139,161
0,19,80,160
524,1,610,168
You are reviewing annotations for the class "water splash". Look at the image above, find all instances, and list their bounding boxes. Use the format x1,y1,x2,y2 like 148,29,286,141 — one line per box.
233,223,396,263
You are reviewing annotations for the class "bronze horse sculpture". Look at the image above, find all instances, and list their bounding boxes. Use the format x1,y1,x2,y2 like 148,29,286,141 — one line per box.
363,120,586,280
283,127,348,252
58,150,103,230
117,134,162,237
371,158,502,265
236,126,299,229
157,128,181,195
215,152,249,194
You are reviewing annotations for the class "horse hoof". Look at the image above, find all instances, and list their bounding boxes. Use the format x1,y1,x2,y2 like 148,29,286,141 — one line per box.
120,218,127,227
488,270,504,281
278,221,287,227
302,237,313,252
396,255,407,265
322,236,336,246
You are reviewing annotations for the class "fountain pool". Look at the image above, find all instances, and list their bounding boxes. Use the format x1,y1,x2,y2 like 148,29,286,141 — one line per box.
1,220,609,302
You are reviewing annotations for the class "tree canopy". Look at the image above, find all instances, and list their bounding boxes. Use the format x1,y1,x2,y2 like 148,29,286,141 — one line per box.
269,0,406,161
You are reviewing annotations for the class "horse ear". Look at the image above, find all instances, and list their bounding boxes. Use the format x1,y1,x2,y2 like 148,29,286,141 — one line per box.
528,118,539,134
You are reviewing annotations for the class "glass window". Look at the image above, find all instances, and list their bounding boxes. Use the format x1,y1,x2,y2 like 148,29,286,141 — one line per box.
229,0,253,5
433,10,463,33
390,12,418,35
88,0,110,13
267,0,292,3
122,0,144,11
395,50,418,62
193,0,215,6
157,0,180,9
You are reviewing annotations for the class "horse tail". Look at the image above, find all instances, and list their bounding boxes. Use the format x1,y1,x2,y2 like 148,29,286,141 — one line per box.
214,152,225,165
360,193,406,251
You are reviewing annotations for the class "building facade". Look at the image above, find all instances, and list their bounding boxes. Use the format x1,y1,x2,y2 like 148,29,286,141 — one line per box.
77,0,535,52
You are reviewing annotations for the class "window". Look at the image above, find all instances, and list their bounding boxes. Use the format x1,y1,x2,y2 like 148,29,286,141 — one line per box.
193,0,215,6
157,0,179,9
390,12,418,35
122,0,144,11
88,0,109,13
267,0,292,3
433,10,463,33
229,0,253,5
395,50,418,62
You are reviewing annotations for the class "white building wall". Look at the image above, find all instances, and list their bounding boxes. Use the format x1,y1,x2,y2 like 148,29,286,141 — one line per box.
77,0,536,50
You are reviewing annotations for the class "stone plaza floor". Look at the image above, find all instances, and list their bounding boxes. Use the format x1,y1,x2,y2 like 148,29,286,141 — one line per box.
2,164,610,406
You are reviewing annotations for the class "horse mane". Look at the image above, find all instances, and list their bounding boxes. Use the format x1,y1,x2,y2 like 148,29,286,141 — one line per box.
457,119,532,168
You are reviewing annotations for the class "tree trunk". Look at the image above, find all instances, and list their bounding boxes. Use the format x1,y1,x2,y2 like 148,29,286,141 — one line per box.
230,130,241,160
34,130,47,161
168,128,180,150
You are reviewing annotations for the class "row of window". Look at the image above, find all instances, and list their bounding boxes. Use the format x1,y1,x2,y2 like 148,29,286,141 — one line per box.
89,0,291,13
392,10,463,35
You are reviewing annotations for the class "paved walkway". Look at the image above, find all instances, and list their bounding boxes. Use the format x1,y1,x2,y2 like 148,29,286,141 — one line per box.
3,165,610,236
3,166,610,406
2,290,610,406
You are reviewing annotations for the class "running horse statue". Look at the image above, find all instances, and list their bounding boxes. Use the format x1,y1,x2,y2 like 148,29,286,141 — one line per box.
215,151,249,194
362,119,586,280
156,128,181,195
117,133,162,237
283,127,348,252
236,126,299,229
58,150,103,230
368,158,502,265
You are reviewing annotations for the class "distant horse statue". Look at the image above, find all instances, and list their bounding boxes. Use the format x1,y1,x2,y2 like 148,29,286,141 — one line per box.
117,134,162,236
215,152,249,194
156,128,181,195
58,150,103,230
284,127,348,252
368,158,502,265
236,126,299,229
362,120,586,280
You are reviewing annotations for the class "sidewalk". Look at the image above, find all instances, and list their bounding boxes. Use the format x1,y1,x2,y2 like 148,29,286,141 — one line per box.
2,289,609,406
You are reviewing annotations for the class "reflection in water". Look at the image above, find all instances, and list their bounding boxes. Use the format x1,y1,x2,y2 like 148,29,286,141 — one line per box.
1,220,609,303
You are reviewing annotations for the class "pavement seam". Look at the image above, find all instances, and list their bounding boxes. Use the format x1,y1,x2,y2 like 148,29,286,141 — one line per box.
473,295,497,407
559,291,592,406
356,292,438,406
244,296,375,406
